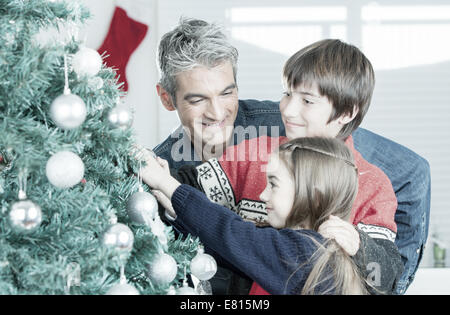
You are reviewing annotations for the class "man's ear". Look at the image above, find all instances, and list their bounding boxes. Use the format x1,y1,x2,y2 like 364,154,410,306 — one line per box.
156,84,176,111
338,105,359,125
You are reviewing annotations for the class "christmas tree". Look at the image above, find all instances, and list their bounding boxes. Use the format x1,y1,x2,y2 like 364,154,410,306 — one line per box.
0,0,216,295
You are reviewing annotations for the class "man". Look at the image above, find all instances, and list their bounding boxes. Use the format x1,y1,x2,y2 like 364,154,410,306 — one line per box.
153,18,430,295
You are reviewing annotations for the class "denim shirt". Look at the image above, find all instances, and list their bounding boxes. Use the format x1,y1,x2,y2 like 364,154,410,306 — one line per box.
153,99,285,170
153,99,431,295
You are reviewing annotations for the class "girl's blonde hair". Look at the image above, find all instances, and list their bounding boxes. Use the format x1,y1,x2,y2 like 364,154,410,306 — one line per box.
277,137,367,294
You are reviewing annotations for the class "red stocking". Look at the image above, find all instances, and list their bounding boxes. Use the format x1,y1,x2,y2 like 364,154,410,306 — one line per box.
98,6,148,92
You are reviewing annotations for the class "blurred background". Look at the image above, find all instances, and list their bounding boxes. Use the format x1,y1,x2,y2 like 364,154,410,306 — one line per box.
76,0,450,294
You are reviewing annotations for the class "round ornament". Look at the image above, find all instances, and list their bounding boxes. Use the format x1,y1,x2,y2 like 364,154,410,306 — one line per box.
50,92,87,130
176,284,198,295
148,253,178,285
105,283,140,295
127,191,158,226
190,248,217,281
107,103,133,129
46,151,85,188
9,199,42,233
102,223,134,254
87,76,104,90
72,47,102,77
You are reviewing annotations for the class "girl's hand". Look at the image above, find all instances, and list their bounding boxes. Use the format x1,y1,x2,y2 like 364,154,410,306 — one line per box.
318,215,360,256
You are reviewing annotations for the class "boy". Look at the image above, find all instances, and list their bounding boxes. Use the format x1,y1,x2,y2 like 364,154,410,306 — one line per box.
151,39,402,294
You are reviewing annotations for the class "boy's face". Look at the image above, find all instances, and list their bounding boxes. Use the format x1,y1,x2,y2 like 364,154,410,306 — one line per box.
259,153,295,229
280,82,351,140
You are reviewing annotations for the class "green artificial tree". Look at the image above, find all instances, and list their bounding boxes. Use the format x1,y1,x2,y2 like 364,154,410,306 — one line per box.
0,0,214,295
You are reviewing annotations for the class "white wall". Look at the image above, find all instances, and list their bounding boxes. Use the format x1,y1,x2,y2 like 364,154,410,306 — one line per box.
78,0,160,149
76,0,450,276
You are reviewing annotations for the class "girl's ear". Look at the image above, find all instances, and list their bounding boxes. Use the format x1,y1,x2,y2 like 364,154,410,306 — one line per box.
338,105,359,125
156,84,176,111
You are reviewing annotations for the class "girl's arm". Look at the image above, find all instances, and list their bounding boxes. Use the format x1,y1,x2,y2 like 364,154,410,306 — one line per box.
170,183,327,295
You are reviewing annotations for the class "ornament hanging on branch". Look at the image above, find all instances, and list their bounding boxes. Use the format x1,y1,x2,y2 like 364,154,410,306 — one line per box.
46,151,85,188
72,47,103,78
9,170,42,234
50,55,87,130
190,245,217,281
126,188,158,226
147,252,178,285
105,266,140,295
102,223,134,255
107,99,133,129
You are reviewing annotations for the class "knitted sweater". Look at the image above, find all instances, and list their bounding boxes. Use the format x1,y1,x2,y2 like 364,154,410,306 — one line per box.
171,135,402,294
171,184,403,295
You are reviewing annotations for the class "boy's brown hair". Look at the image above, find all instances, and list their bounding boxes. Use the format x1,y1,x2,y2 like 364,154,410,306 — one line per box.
283,39,375,140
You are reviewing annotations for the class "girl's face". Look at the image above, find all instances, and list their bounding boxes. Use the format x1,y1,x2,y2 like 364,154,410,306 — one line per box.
259,153,296,229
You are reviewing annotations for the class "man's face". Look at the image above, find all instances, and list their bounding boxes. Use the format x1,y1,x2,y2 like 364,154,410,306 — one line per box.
172,61,239,153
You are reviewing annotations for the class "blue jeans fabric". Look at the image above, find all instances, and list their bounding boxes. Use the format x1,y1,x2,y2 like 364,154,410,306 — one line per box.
153,99,431,295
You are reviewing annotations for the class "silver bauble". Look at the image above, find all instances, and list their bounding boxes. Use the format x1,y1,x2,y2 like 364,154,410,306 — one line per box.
148,253,177,285
46,151,85,188
176,284,198,295
9,199,42,233
50,93,87,130
105,283,140,295
127,191,158,226
72,47,102,77
190,251,217,281
107,103,133,129
102,223,134,254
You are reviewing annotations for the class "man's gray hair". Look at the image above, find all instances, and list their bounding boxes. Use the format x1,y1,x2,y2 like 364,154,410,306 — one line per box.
157,17,239,104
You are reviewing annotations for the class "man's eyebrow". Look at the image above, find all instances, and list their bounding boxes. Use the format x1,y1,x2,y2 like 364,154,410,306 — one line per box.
221,83,237,93
184,93,206,101
183,83,237,101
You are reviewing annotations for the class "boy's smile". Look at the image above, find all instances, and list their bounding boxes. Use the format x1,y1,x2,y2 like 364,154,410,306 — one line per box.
280,82,354,140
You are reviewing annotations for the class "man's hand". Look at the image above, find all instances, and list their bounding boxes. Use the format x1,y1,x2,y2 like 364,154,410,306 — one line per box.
318,215,360,256
152,189,177,220
132,144,180,201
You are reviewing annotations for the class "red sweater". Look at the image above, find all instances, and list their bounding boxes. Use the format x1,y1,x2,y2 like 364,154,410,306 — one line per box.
196,135,397,295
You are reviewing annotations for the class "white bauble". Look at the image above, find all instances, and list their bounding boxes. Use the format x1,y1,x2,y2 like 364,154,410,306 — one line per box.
107,103,133,129
126,191,158,226
46,151,84,188
72,47,102,77
50,93,87,130
190,250,217,281
105,283,140,295
176,284,198,295
148,253,177,285
102,223,134,254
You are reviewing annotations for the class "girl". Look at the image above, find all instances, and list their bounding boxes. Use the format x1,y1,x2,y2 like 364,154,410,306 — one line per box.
140,137,373,294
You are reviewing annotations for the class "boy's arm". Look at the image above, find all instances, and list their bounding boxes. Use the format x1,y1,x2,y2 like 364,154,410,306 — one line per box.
318,215,403,294
353,229,404,295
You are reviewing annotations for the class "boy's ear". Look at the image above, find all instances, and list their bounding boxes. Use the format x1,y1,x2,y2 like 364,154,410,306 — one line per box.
156,84,176,111
338,105,359,125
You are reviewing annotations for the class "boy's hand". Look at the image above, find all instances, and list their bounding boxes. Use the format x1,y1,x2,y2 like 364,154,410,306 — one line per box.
318,215,360,256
